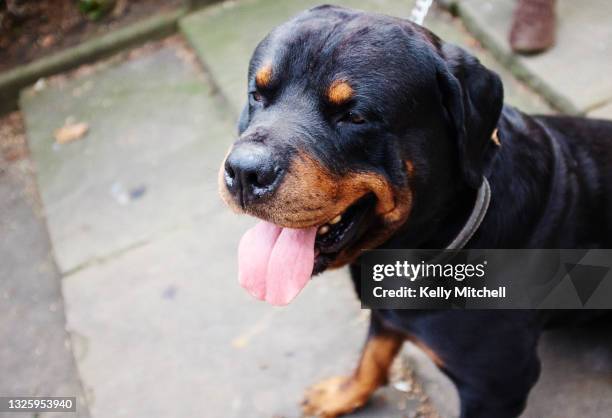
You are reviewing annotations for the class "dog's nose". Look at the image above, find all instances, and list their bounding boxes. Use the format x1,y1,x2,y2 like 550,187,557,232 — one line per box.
224,143,283,205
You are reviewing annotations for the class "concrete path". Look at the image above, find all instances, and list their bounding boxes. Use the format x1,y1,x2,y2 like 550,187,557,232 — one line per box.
10,1,612,418
20,43,233,274
450,0,612,117
592,102,612,119
0,114,89,418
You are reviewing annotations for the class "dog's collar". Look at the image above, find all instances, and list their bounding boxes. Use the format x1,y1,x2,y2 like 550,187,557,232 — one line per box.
445,177,491,250
443,126,498,250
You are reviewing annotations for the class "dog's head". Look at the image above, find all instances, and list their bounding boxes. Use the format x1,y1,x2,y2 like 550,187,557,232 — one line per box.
219,6,503,304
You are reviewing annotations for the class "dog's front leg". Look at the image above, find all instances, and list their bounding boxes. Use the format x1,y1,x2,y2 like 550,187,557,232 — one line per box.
302,315,404,418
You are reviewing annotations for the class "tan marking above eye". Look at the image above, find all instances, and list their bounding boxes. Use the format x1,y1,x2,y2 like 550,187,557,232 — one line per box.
405,160,415,178
491,128,501,147
328,80,354,105
255,63,273,88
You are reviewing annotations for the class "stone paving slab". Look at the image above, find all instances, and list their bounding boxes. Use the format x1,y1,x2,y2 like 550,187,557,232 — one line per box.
63,212,454,417
590,102,612,120
0,144,89,418
20,44,233,274
456,0,612,113
180,0,550,117
525,328,612,418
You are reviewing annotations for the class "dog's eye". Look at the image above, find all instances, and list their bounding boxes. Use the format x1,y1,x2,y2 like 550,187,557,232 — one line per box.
251,91,263,103
341,111,366,125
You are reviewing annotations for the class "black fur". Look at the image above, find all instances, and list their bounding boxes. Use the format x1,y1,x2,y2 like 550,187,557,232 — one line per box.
238,6,612,417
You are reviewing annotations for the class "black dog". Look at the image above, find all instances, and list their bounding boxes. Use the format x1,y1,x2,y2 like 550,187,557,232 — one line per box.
219,5,612,417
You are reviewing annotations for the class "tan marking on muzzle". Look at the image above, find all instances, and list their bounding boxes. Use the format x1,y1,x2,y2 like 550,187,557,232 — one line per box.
258,152,410,227
218,151,412,267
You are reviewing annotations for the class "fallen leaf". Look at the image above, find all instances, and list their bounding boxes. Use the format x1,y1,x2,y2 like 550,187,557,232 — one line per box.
40,34,56,48
54,122,89,144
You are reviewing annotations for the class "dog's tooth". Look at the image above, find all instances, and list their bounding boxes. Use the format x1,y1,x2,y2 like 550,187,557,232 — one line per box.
318,225,330,235
330,215,342,225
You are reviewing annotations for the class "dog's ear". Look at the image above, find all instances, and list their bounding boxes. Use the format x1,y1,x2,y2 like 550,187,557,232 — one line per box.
437,44,503,188
238,103,249,135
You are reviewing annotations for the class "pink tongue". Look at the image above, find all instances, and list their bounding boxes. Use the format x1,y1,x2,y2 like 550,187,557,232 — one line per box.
238,221,317,305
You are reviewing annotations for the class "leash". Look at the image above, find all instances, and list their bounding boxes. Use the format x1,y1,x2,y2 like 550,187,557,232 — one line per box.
409,0,434,25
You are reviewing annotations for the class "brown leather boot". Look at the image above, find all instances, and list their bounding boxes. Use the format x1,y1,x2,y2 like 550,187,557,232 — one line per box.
509,0,556,55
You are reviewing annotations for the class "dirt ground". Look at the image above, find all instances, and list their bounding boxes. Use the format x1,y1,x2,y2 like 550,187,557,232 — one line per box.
0,0,183,72
0,111,27,165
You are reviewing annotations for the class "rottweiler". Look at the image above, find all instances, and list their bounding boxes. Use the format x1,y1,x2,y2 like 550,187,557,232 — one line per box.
218,5,612,418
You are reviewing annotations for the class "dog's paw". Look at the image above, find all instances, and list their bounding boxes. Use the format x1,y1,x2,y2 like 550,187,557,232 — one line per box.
301,376,369,418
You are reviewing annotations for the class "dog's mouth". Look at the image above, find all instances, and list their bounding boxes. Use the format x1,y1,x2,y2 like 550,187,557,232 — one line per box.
228,152,413,307
313,194,376,274
236,194,376,306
